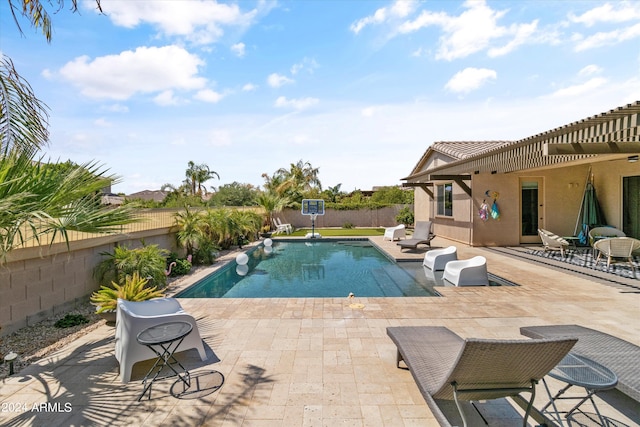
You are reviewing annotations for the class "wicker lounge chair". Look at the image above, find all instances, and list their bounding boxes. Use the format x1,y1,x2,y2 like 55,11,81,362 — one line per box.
397,221,435,251
520,324,640,402
387,326,576,427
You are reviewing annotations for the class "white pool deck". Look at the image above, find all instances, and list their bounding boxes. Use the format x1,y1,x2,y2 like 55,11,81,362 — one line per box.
1,235,638,426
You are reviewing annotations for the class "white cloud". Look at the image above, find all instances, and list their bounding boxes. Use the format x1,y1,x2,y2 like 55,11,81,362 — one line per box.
445,67,497,94
350,0,418,34
59,45,207,100
574,23,640,51
568,2,640,27
274,96,319,110
267,73,294,88
291,57,319,75
154,90,180,106
94,118,111,127
242,83,258,91
398,0,538,60
231,42,246,57
98,0,261,46
194,89,224,103
548,77,608,98
579,65,603,77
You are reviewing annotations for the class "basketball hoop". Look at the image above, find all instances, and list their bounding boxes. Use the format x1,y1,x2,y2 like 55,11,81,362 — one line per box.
301,199,325,239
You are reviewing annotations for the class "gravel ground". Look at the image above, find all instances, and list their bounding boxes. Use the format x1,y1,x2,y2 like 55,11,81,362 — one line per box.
0,268,208,381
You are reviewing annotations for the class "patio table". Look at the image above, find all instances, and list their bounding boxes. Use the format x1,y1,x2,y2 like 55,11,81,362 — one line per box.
136,321,193,401
539,352,618,426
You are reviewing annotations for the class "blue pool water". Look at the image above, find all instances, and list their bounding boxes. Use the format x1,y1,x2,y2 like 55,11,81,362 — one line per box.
176,240,440,298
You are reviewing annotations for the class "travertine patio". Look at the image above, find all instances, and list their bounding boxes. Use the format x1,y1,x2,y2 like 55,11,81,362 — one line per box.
1,236,638,426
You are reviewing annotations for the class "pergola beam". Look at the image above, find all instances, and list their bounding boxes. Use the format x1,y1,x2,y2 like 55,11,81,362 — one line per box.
544,142,640,155
402,182,433,198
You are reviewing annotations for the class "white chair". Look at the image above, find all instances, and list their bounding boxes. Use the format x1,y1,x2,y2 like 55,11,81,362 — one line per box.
593,237,640,272
423,246,457,271
115,298,207,383
442,256,489,287
272,218,289,235
383,224,406,241
538,229,570,257
276,217,293,234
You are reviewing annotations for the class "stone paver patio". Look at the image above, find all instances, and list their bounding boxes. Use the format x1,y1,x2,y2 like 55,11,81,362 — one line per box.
1,236,638,426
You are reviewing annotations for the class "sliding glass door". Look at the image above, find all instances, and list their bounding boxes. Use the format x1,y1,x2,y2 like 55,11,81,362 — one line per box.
623,176,640,239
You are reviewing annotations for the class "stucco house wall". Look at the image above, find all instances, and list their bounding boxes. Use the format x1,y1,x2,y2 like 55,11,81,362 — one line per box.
413,159,639,247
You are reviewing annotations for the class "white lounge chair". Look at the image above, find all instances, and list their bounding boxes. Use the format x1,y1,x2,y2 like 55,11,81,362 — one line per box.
383,224,406,241
593,237,640,272
423,245,457,271
538,229,570,257
272,219,290,235
276,217,293,234
442,256,489,286
115,298,207,383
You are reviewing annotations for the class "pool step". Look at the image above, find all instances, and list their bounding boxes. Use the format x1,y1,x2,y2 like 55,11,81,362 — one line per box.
371,266,420,296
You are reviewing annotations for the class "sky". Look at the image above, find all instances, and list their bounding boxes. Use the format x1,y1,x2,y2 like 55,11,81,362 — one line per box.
1,0,640,195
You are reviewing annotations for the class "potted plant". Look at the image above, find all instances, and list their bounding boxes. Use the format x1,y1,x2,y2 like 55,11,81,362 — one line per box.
90,272,165,323
260,225,272,238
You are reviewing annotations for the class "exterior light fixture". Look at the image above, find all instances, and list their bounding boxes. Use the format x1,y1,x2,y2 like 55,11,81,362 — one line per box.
628,155,639,163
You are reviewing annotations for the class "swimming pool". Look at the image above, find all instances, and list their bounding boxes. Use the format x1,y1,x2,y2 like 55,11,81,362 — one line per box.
176,239,440,298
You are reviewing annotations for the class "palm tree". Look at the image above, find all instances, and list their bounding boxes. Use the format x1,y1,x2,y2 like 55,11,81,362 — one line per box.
185,161,219,197
274,160,322,201
0,56,138,260
174,206,205,257
255,192,289,231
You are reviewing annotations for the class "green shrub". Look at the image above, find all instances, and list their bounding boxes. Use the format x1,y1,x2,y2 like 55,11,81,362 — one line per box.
395,206,415,226
342,222,354,229
169,258,192,276
54,314,89,328
90,272,165,313
93,243,169,288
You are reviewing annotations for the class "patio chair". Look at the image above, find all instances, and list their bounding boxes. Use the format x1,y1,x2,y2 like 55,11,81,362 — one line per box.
276,217,293,234
383,224,406,241
588,226,625,245
397,221,435,251
593,237,640,272
115,298,207,383
538,228,570,257
423,245,457,271
387,326,577,427
271,218,290,235
442,255,489,286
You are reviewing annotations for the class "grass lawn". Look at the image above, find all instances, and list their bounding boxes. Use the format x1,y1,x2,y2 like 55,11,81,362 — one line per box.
288,228,384,237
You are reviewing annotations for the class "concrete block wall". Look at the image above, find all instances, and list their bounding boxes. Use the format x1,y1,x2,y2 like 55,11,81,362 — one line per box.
278,205,411,228
1,229,177,337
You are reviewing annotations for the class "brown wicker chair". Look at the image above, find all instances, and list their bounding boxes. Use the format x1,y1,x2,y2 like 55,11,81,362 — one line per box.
387,326,576,427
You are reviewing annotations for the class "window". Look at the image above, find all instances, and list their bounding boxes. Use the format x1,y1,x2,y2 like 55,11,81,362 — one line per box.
436,183,453,217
